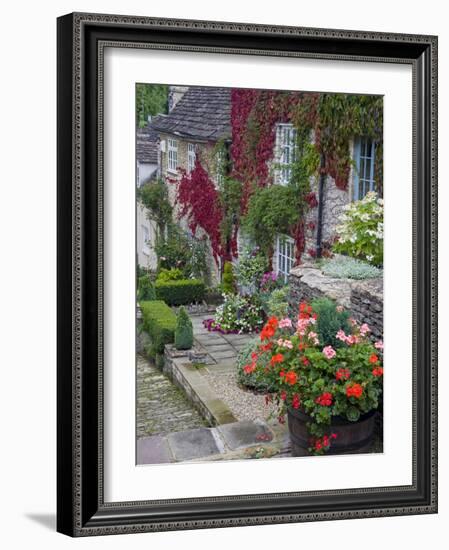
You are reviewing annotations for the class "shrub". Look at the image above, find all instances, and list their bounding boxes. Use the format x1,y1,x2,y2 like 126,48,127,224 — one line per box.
311,297,351,348
154,279,205,306
234,247,267,290
137,274,156,301
174,307,194,350
140,300,177,354
264,287,289,318
221,261,236,294
156,267,183,283
333,191,383,266
321,255,382,280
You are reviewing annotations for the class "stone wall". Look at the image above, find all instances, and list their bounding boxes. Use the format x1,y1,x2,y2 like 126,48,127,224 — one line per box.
287,262,383,341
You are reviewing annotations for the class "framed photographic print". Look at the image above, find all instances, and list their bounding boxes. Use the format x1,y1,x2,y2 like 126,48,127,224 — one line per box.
57,12,438,536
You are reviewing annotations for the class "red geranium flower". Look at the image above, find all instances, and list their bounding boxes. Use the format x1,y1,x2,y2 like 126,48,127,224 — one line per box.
270,353,284,366
336,367,350,381
301,357,310,366
372,366,384,377
369,353,379,364
243,363,256,374
346,383,363,399
315,392,333,406
284,371,298,386
292,393,301,409
280,390,287,401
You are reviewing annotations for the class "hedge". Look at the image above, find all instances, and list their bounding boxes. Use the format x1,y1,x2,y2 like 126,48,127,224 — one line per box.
154,279,205,306
140,300,177,354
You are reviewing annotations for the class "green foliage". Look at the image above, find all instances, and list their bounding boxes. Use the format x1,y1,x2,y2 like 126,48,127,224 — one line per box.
154,225,209,282
138,179,173,236
221,262,236,294
219,177,242,252
311,297,350,348
156,268,183,283
321,255,382,280
154,226,192,272
140,300,177,355
242,184,301,257
333,191,383,266
154,279,205,306
136,84,168,127
263,287,289,318
137,274,156,301
174,307,194,350
234,247,267,290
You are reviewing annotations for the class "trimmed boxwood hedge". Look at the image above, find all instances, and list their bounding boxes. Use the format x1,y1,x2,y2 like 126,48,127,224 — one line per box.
140,300,177,354
154,279,205,306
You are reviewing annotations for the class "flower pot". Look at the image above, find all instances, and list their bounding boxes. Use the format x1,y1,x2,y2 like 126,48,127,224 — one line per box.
287,407,377,456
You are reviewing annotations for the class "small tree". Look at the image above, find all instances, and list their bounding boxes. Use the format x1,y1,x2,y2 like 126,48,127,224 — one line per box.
174,307,193,350
221,261,236,294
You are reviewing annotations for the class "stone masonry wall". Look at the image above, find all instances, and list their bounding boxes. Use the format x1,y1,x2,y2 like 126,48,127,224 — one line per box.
288,262,383,342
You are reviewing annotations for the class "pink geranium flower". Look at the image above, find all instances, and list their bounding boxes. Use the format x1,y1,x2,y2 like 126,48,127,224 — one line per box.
374,340,384,350
322,345,337,359
279,318,292,329
360,323,371,335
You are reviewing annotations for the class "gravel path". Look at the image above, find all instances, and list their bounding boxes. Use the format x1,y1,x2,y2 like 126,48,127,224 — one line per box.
202,370,278,422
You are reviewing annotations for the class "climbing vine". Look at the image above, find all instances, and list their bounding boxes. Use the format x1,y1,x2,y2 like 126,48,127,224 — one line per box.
231,90,383,262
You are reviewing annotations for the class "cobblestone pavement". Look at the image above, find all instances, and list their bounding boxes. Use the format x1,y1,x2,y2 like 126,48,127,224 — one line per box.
137,355,207,439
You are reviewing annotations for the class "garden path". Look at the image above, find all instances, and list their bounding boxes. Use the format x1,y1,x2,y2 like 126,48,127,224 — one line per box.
137,355,207,439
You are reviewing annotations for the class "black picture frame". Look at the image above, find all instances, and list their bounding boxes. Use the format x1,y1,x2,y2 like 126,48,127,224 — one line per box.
57,12,438,537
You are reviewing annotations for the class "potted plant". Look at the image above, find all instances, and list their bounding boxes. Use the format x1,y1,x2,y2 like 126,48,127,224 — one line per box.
243,300,383,455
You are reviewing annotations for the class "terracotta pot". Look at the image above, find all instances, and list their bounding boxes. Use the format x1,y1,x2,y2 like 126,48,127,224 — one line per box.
287,407,377,456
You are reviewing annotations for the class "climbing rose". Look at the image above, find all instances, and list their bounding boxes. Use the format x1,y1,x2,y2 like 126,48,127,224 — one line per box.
323,345,337,359
284,371,298,385
315,392,333,406
346,383,363,399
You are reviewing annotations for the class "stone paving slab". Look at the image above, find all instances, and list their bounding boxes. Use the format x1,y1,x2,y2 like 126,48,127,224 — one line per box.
137,435,173,465
167,427,221,461
217,420,274,450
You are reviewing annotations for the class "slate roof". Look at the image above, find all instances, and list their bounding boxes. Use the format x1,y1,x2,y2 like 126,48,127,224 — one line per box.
150,87,231,142
136,124,159,164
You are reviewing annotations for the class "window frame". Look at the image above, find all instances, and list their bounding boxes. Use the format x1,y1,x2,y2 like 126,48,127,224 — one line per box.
187,142,196,173
167,137,178,173
353,137,376,200
275,123,297,185
275,234,295,282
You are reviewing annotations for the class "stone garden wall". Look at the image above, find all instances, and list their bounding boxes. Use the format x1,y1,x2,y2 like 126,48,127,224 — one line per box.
287,262,383,342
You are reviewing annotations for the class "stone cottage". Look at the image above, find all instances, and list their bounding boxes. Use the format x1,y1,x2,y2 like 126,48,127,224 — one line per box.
150,86,232,282
136,122,159,270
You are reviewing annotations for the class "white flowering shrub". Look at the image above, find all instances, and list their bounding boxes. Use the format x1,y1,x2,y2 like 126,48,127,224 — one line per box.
333,191,383,266
321,255,382,280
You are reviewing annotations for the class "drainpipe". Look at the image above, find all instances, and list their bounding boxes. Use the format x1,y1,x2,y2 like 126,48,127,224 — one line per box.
315,152,326,258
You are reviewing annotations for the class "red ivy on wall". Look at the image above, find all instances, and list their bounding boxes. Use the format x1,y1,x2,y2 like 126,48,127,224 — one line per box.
176,158,225,264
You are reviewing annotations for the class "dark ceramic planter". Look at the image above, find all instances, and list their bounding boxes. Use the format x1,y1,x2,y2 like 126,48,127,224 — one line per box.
287,407,377,456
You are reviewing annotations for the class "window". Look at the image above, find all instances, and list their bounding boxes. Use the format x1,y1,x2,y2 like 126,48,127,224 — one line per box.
167,138,178,173
353,137,376,200
142,225,150,255
276,235,295,282
275,123,297,185
187,143,196,173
